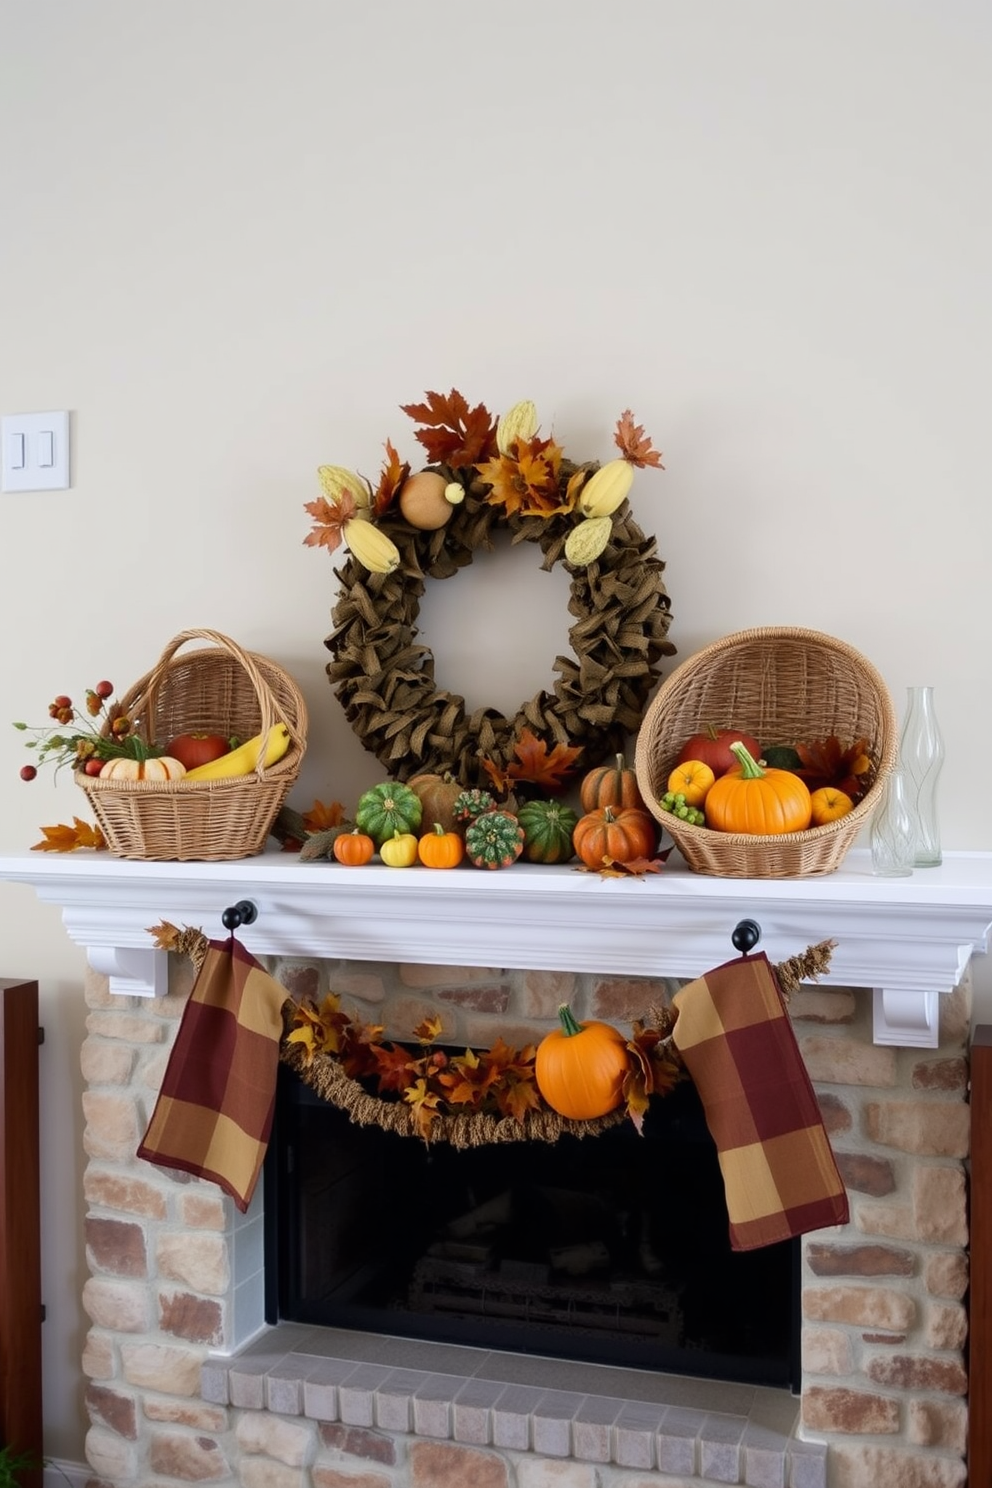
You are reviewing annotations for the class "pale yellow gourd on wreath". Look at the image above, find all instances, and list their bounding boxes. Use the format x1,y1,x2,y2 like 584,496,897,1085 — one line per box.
98,756,186,781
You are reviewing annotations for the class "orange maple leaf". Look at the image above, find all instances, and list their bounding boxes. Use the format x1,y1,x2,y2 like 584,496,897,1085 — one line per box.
438,1048,500,1109
496,1075,543,1123
400,389,498,468
371,440,410,518
475,436,579,518
403,1077,444,1141
412,1014,444,1045
147,920,183,952
302,488,360,555
576,850,670,878
366,1042,415,1093
501,727,583,792
31,818,106,852
302,799,348,833
614,409,665,469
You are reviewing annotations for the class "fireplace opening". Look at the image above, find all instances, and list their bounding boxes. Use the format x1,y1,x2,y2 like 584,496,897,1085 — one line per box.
265,1062,801,1390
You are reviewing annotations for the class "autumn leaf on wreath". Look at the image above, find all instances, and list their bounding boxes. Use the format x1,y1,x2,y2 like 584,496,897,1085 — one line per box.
371,439,410,518
302,487,360,556
794,736,873,801
403,1077,444,1141
622,1019,683,1133
31,818,106,853
482,726,582,795
302,799,348,834
400,388,498,468
613,409,665,469
475,436,584,519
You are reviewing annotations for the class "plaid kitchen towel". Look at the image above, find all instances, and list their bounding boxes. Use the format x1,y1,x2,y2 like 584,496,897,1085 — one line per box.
672,951,849,1251
137,935,287,1212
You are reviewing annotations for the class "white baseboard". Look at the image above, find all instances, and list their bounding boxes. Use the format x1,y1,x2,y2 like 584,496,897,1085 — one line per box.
44,1463,89,1488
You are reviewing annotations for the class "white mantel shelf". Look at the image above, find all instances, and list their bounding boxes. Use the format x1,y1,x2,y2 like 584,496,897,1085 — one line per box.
2,847,992,1048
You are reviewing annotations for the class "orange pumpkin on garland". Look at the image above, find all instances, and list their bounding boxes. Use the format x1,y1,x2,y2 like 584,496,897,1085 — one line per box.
535,1004,631,1120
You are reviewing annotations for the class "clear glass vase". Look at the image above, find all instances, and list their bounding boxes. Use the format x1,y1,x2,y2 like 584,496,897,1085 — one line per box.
899,685,944,867
870,767,916,877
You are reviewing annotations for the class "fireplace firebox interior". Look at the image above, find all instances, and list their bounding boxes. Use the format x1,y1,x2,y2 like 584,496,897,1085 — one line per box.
265,1063,801,1390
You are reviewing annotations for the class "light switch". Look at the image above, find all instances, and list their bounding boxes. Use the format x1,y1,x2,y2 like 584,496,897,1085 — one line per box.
1,411,70,492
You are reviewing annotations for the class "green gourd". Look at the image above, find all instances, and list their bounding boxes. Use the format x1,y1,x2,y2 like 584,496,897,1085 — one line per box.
464,810,525,869
453,789,497,825
355,781,423,847
516,799,578,864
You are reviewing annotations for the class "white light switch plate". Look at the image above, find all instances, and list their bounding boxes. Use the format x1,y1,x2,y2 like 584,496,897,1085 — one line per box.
1,411,70,492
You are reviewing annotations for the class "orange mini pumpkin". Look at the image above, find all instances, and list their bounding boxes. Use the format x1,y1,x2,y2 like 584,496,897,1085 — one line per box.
579,752,647,814
535,1004,631,1119
417,823,465,869
573,805,657,867
332,828,376,866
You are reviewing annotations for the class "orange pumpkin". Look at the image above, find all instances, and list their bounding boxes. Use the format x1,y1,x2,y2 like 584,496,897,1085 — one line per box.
809,787,854,825
332,828,376,866
408,771,463,834
573,805,657,866
417,823,465,869
704,742,813,835
535,1004,631,1119
579,753,646,814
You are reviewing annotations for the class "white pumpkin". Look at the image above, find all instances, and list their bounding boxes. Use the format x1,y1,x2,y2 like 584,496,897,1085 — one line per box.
98,755,187,781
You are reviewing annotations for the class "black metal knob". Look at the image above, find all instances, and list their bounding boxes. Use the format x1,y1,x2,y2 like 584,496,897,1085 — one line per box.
731,918,761,955
221,899,258,931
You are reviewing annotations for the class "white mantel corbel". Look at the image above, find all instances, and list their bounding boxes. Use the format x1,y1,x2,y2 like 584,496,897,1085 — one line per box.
1,847,991,1048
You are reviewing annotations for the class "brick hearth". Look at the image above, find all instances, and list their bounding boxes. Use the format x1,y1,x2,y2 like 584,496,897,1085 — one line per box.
77,950,971,1488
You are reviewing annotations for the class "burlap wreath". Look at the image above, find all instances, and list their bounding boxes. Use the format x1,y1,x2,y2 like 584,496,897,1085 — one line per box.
324,485,676,789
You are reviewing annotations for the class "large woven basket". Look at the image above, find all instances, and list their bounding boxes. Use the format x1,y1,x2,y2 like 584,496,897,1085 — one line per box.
77,629,308,862
633,626,898,878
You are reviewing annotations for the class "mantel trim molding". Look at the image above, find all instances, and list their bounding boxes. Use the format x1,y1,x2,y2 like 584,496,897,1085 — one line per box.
2,848,992,1048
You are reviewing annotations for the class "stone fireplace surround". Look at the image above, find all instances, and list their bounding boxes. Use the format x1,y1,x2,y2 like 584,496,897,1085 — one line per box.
2,847,991,1488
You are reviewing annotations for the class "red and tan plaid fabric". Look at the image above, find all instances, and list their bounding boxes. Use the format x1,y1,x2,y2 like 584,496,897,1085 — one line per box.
672,951,849,1252
137,936,287,1213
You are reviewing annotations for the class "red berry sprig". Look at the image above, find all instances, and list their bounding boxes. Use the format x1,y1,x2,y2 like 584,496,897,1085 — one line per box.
14,680,161,781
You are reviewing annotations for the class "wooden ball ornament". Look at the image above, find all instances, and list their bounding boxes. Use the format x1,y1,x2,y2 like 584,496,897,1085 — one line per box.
398,470,462,530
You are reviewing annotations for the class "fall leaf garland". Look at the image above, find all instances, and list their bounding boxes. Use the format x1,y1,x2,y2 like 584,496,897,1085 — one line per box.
280,993,685,1148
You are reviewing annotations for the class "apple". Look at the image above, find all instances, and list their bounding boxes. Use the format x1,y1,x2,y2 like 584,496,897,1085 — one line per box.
166,732,232,771
677,725,762,778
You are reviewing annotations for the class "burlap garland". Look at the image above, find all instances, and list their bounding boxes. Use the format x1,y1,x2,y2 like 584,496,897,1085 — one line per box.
280,1034,628,1149
324,486,676,789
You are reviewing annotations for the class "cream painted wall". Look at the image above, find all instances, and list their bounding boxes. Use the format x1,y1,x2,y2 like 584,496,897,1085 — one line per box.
0,0,988,1463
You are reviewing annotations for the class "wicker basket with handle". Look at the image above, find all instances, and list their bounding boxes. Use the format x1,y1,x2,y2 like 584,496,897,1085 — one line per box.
633,626,898,878
77,628,308,861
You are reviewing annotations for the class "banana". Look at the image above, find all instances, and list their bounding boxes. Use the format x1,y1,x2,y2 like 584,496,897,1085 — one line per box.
577,458,634,518
183,723,292,781
496,399,538,455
